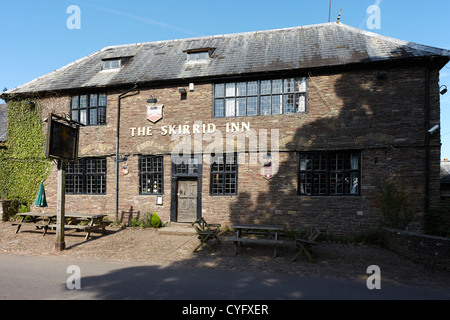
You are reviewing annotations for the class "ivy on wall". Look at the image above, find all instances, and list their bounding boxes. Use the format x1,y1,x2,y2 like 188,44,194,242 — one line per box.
0,99,52,211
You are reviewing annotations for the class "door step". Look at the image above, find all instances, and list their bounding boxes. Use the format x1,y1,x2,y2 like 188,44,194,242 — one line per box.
158,222,196,235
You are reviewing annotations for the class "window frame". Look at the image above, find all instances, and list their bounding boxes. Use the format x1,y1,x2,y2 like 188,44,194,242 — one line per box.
213,77,308,118
298,151,361,197
65,157,107,195
70,93,107,126
210,153,238,196
139,155,164,195
102,59,121,70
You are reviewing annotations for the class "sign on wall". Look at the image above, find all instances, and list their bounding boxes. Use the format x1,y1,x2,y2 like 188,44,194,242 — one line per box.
147,104,164,123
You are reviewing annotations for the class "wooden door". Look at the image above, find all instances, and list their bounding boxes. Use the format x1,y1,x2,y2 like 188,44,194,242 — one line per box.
177,179,198,222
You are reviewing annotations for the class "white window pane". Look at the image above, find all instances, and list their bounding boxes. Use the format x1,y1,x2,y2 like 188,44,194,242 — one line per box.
297,95,306,113
296,77,307,92
225,99,235,117
226,83,236,97
80,109,87,125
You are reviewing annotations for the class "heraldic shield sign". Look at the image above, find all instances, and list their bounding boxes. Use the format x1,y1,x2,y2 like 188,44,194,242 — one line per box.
147,104,164,123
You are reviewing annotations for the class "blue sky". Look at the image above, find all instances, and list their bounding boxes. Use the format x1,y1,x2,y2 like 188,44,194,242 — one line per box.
1,0,450,157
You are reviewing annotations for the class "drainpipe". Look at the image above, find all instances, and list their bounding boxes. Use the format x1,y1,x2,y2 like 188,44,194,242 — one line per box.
425,69,430,213
115,84,139,221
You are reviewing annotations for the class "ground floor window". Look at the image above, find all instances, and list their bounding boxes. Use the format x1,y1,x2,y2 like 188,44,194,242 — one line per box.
210,153,238,195
298,151,360,196
139,155,164,195
66,158,107,194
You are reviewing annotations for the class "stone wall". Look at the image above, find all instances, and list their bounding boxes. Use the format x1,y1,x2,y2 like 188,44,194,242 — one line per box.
33,65,443,236
383,228,450,271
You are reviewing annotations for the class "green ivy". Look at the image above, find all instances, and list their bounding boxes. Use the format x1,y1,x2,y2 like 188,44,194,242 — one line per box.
0,99,52,211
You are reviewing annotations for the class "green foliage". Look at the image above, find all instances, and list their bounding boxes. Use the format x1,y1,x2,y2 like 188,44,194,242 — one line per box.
0,99,52,209
129,212,162,229
424,200,450,238
150,211,161,228
373,180,415,230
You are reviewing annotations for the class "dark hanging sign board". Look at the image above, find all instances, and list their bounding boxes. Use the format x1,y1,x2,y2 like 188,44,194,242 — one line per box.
46,113,81,162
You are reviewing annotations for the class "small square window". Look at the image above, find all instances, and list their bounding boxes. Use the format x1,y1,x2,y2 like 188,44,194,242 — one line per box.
103,59,121,70
187,51,209,62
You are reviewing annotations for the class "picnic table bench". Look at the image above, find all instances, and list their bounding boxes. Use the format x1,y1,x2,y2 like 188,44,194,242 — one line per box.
230,224,285,258
11,212,56,235
48,213,110,240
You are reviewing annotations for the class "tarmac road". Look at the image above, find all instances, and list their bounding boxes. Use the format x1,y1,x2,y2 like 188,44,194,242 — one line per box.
1,253,449,302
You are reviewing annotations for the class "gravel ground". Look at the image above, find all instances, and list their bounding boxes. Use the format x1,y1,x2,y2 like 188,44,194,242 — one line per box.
1,222,449,289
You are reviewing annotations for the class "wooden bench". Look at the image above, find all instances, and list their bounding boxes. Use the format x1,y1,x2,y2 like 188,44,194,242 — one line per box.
230,224,285,258
11,213,56,235
192,218,221,253
48,213,110,240
292,226,321,262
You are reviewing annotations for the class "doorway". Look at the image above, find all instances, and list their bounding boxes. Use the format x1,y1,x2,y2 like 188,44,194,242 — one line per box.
176,179,198,223
170,154,203,223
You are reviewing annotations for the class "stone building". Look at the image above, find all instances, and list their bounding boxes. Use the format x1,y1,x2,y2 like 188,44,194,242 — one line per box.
2,22,449,236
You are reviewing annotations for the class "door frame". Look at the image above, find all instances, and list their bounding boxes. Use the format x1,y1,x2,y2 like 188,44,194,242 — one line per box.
170,154,202,222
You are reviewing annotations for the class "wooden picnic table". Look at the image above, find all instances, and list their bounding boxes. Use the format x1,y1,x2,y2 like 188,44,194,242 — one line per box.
11,212,57,235
229,224,285,258
49,212,109,240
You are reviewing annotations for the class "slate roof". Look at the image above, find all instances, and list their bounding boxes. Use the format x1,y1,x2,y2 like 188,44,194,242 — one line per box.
3,22,450,96
0,104,7,143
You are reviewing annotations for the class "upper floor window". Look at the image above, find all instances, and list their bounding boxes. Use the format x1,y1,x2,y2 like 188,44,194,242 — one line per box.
103,59,121,70
213,77,308,118
185,48,213,63
70,93,107,126
187,51,208,62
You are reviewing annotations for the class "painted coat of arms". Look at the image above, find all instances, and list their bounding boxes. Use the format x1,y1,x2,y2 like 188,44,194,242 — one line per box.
147,104,164,123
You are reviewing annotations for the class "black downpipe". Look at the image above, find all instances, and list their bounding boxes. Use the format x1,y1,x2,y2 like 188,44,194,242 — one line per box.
425,69,430,213
115,84,139,221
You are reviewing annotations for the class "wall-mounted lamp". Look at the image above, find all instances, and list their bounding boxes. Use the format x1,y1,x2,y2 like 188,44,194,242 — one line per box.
428,124,440,135
440,85,448,95
178,88,187,94
147,97,158,103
